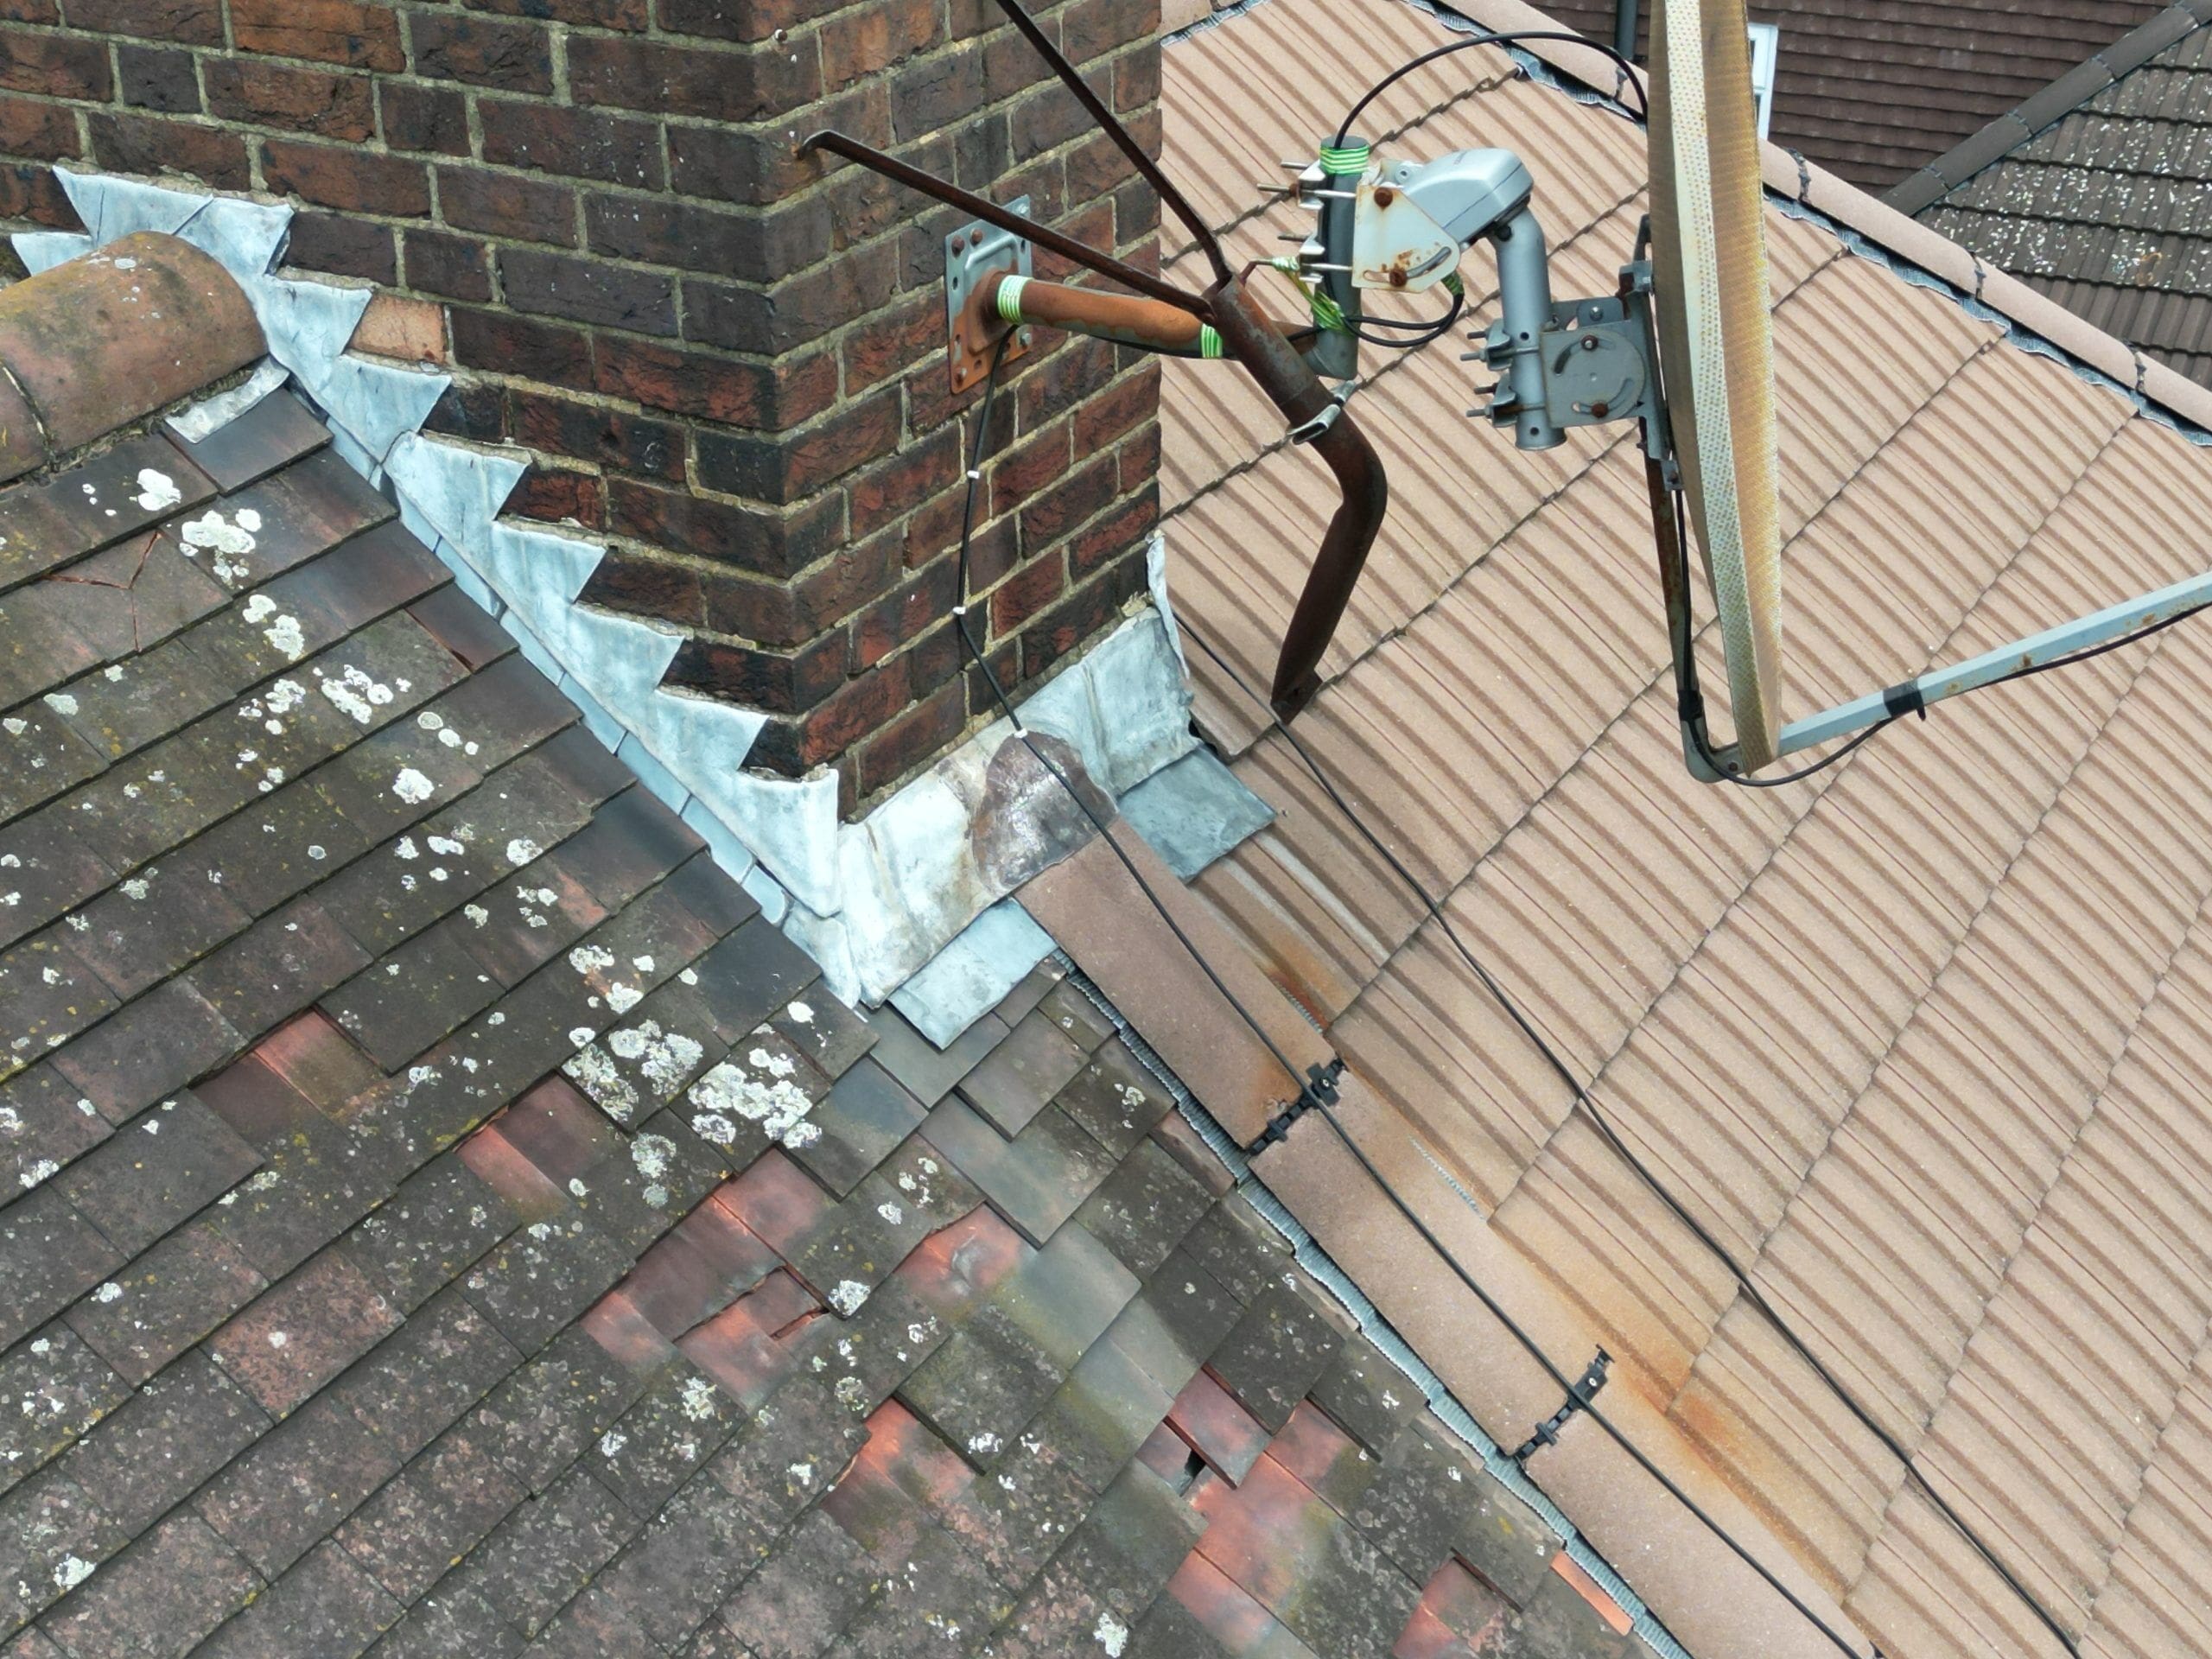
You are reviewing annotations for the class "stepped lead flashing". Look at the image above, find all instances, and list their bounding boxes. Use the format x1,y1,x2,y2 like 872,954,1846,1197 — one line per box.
0,231,263,478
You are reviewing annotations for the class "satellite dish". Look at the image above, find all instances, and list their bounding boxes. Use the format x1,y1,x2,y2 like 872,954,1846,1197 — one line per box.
1646,0,1784,772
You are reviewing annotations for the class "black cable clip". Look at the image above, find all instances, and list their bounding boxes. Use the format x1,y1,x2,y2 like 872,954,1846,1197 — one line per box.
1243,1059,1344,1155
1511,1348,1610,1464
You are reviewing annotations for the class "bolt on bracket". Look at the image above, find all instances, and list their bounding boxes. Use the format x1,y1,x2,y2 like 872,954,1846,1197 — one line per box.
945,199,1033,394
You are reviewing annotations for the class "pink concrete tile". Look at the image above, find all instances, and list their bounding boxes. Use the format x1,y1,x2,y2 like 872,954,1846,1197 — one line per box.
455,1121,568,1217
1167,1368,1271,1485
1263,1400,1370,1512
893,1205,1032,1319
1190,1456,1337,1612
713,1154,832,1257
493,1075,621,1185
1395,1560,1507,1657
580,1290,681,1376
1166,1552,1289,1655
1551,1552,1631,1637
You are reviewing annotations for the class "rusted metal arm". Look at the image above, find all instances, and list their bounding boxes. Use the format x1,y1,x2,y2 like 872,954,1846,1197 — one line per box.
798,130,1211,319
985,0,1231,285
1205,276,1389,720
978,271,1304,358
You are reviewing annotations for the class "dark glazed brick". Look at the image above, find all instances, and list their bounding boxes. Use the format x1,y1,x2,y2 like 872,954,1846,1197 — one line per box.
481,100,661,187
287,212,398,283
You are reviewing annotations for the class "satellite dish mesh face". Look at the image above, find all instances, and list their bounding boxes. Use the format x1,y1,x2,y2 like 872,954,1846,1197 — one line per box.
1648,0,1785,770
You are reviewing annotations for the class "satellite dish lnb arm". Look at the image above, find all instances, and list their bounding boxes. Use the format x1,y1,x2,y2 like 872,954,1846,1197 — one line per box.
1775,569,2212,760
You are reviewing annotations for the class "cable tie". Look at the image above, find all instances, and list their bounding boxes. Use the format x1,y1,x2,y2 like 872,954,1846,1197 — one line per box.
966,468,982,481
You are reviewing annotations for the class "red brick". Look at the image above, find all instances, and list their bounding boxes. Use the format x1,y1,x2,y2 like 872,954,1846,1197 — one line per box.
578,549,706,632
378,79,469,155
989,416,1071,518
90,112,249,189
206,60,376,141
588,189,830,284
0,0,54,20
438,165,578,245
481,99,662,188
404,228,493,301
411,11,554,94
1020,562,1126,678
694,390,901,504
1116,418,1160,490
1064,0,1159,61
0,29,111,99
0,92,75,161
607,479,843,579
988,550,1066,637
467,0,645,25
512,465,605,527
852,556,958,671
858,679,966,798
1115,41,1161,111
508,391,683,481
69,0,220,42
658,0,843,41
821,0,944,93
450,306,594,386
666,629,849,714
287,212,397,282
1069,483,1156,579
263,138,431,215
747,655,913,774
683,240,903,355
841,287,942,395
593,335,834,429
1013,334,1117,433
849,425,964,542
232,0,404,71
1019,450,1116,550
1073,359,1159,453
118,42,200,111
569,33,821,123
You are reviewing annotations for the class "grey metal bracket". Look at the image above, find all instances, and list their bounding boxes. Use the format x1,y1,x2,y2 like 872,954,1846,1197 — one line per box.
1480,289,1659,436
944,196,1033,394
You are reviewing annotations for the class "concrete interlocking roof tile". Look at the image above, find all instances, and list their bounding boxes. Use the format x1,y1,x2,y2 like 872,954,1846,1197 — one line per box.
1139,0,2212,1653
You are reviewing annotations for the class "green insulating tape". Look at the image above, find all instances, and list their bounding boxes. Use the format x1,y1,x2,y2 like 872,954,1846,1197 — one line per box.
1319,141,1371,175
995,273,1029,321
1198,323,1224,359
1442,270,1465,297
1268,257,1345,333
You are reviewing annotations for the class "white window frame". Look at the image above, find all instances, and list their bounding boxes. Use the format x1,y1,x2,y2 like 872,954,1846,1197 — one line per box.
1747,22,1780,140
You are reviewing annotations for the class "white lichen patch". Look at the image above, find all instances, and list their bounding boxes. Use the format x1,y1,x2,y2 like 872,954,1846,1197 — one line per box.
877,1200,904,1226
91,1282,121,1303
604,982,643,1015
179,508,257,582
679,1376,719,1420
134,468,181,512
631,1133,676,1207
505,837,541,866
787,1000,814,1024
685,1057,815,1149
607,1020,704,1099
321,664,393,724
264,613,305,659
1094,1612,1129,1656
828,1280,869,1316
568,944,614,976
563,1044,639,1123
392,768,434,804
53,1555,93,1592
42,692,76,717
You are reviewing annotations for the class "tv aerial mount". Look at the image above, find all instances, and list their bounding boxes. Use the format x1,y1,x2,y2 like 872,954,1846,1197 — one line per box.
810,0,2205,789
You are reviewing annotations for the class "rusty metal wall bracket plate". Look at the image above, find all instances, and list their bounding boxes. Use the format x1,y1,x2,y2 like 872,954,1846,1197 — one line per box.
946,199,1032,394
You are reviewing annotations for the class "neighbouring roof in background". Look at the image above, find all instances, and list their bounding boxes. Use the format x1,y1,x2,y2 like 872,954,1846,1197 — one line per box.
1889,3,2212,384
1158,0,2212,1655
1533,0,2172,189
0,241,1646,1659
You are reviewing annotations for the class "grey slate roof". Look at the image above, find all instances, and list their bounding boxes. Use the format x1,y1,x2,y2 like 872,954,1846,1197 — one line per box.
1889,1,2212,381
0,371,1633,1656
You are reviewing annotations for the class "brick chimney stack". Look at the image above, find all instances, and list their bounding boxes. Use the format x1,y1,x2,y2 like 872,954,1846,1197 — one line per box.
0,0,1166,814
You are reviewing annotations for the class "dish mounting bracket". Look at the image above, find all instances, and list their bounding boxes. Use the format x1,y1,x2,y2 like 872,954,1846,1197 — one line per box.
945,200,1033,394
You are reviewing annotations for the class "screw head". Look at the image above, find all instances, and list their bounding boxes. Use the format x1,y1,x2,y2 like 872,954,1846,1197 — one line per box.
1580,334,1599,351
